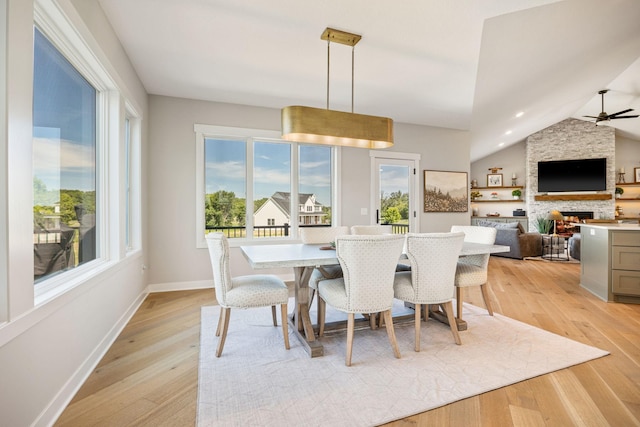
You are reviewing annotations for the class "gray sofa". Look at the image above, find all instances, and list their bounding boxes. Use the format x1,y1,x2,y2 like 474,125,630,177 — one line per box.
476,220,543,259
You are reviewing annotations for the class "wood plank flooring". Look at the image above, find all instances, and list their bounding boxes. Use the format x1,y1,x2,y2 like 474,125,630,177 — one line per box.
55,257,640,426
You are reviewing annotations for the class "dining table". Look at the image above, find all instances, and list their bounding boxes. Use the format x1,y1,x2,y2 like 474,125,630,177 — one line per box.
240,240,509,357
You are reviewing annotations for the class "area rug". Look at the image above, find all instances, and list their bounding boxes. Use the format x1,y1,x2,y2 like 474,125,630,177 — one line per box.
197,301,608,427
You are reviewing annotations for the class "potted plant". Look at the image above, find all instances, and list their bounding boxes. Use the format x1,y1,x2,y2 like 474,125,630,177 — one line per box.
511,189,522,200
535,215,552,234
615,187,624,199
470,191,482,201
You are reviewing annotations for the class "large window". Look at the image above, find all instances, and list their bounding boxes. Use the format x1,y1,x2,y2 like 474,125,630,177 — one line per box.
33,27,97,283
195,125,336,245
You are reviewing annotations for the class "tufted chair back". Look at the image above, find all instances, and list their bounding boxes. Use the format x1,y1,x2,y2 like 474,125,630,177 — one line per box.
335,234,405,313
403,232,465,303
300,226,350,244
450,225,497,272
205,232,233,306
350,224,392,235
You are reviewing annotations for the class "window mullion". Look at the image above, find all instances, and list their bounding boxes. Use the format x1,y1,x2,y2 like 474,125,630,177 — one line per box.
246,137,255,240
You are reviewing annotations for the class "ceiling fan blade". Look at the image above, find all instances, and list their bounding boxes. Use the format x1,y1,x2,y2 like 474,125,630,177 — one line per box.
608,108,634,117
582,115,600,119
609,115,639,119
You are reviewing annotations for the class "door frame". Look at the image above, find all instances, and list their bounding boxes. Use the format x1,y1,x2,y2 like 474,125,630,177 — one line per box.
369,151,421,232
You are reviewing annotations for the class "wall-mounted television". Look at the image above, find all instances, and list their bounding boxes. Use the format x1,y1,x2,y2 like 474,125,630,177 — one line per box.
537,158,607,192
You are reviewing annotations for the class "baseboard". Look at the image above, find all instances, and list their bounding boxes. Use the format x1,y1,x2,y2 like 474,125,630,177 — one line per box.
34,289,148,427
147,275,295,294
147,279,213,293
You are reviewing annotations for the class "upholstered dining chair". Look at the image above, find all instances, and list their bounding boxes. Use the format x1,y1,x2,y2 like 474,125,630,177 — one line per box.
205,233,290,357
450,225,497,321
351,224,411,272
350,224,392,235
316,234,406,366
393,232,465,351
301,226,350,321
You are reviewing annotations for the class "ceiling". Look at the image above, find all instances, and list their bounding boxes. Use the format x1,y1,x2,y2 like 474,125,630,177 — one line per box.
97,0,640,161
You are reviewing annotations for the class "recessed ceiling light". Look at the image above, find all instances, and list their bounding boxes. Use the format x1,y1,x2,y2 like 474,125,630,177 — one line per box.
515,111,524,118
505,130,512,135
498,142,505,147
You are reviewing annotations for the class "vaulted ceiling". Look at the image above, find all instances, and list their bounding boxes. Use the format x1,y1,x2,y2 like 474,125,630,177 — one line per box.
98,0,640,161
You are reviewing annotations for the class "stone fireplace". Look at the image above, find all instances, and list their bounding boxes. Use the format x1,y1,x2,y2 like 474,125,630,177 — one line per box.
525,118,616,230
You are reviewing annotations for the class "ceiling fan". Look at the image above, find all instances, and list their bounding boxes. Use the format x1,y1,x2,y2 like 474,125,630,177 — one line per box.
583,89,639,123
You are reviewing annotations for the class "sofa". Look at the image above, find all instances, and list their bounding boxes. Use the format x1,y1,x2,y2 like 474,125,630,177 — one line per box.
476,220,543,259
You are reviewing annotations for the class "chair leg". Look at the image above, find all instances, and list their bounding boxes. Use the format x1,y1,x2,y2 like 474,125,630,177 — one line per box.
414,303,421,352
271,305,278,326
318,297,326,337
442,301,462,345
480,284,494,316
216,307,231,357
456,287,464,321
369,313,377,330
281,303,290,350
215,308,223,337
383,310,402,360
346,313,355,366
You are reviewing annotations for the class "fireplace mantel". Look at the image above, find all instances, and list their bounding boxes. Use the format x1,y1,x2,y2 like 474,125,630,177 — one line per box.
534,194,612,201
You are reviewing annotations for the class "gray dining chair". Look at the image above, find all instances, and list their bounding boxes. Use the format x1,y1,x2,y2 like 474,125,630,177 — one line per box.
393,232,465,351
316,234,406,366
205,232,290,357
450,225,497,321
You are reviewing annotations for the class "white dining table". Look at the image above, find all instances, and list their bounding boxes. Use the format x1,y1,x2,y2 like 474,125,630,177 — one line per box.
240,241,509,357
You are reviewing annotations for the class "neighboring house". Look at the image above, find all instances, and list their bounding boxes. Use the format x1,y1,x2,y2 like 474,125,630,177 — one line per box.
254,192,327,226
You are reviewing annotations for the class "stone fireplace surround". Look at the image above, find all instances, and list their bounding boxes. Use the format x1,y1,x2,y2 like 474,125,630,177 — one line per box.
525,118,616,231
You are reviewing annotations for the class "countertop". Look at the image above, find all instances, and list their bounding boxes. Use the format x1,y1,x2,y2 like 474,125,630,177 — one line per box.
572,223,640,230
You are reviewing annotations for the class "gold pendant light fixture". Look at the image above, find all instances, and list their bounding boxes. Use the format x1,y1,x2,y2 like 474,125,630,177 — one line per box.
281,28,394,149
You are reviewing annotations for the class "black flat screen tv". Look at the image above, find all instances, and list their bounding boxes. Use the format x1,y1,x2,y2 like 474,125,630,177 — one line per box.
537,158,607,192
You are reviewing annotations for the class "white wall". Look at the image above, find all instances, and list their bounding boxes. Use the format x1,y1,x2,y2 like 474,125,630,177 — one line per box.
147,96,471,288
0,1,149,426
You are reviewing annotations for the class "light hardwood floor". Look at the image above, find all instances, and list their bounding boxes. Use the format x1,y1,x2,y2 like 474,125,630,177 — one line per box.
55,257,640,426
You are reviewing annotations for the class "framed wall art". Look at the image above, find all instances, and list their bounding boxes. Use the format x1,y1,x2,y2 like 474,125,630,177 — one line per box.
487,173,503,187
423,170,468,212
635,167,640,183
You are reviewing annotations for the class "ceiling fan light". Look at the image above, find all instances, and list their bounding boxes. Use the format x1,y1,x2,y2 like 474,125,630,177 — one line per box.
282,106,394,149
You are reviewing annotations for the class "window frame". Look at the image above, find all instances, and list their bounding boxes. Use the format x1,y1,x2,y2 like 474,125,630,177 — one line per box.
194,124,340,248
32,0,138,303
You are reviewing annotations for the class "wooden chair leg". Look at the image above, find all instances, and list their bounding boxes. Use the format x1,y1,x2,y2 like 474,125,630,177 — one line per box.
414,303,421,352
480,284,494,315
456,287,464,321
346,313,355,366
216,307,231,357
383,310,402,359
271,305,278,326
215,308,223,337
281,303,290,350
318,297,326,337
369,313,377,330
443,301,462,345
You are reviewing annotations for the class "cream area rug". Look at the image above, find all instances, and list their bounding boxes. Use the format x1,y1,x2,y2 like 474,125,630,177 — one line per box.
197,301,608,427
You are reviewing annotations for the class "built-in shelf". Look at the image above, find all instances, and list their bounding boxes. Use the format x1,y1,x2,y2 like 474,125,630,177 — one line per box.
616,183,640,187
472,186,523,190
472,199,522,203
534,194,612,201
616,198,640,201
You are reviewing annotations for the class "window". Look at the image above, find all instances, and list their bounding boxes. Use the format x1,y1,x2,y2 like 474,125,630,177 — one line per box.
33,27,97,283
195,125,337,246
124,110,141,253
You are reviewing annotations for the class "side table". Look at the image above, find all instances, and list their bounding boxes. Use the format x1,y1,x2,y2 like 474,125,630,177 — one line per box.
542,235,569,261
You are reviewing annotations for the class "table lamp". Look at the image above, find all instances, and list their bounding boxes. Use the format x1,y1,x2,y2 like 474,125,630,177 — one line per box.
547,210,564,236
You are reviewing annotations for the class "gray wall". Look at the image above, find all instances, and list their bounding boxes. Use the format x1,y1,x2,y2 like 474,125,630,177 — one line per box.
147,95,471,287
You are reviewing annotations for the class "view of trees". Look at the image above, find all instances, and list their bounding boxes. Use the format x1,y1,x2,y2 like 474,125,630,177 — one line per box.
205,190,246,228
381,190,409,224
33,177,96,229
423,188,467,212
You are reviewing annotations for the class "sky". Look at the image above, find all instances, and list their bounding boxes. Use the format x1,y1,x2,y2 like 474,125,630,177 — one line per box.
205,138,333,206
33,27,96,195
